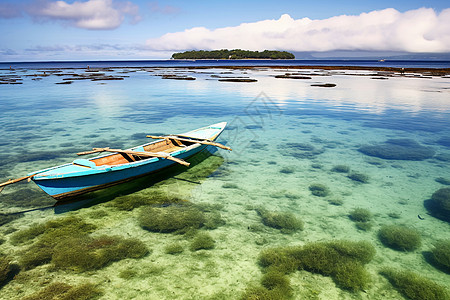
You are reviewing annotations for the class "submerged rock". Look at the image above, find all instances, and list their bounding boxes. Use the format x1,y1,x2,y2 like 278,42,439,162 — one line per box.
218,78,257,82
358,139,435,160
211,75,249,79
91,75,125,81
162,75,196,80
310,83,337,87
275,74,312,79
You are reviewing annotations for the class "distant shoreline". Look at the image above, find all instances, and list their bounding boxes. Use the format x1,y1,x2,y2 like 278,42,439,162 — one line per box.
171,49,295,60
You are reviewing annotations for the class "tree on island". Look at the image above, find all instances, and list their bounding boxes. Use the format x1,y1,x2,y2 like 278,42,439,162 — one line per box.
171,49,295,59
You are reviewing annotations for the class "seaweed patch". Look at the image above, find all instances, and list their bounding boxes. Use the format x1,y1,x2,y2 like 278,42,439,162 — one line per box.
280,142,325,159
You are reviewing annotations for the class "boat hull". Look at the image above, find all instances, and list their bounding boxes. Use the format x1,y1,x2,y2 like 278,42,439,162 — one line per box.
29,122,227,200
36,145,207,200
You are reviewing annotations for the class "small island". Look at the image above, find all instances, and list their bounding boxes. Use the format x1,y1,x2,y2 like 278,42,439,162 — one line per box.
171,49,295,59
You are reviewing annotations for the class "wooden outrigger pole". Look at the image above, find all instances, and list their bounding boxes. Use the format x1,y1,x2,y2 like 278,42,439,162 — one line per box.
146,135,232,151
0,175,34,193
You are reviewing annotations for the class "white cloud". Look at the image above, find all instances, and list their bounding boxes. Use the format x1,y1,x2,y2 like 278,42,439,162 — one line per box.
146,8,450,53
28,0,140,30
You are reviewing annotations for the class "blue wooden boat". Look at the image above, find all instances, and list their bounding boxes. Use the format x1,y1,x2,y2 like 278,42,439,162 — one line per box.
0,122,229,200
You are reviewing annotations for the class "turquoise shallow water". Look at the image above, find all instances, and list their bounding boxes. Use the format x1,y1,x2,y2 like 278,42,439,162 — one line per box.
0,66,449,299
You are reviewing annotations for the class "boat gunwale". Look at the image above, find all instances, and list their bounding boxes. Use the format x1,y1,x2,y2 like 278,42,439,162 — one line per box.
31,143,201,180
50,145,210,200
26,138,173,178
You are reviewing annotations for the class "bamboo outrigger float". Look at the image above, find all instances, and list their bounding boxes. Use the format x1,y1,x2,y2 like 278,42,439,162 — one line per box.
0,122,230,200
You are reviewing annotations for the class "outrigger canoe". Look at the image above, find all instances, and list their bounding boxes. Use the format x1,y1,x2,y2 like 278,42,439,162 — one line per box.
0,122,230,200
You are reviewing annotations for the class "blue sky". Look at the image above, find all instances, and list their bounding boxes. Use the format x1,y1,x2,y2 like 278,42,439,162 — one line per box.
0,0,449,61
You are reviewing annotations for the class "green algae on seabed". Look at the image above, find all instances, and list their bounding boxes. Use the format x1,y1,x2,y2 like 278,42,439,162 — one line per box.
280,142,325,159
328,198,344,206
51,235,149,272
378,224,421,251
348,208,372,222
10,216,96,246
349,208,373,231
189,232,215,251
308,183,330,197
21,282,103,300
429,240,450,272
109,190,186,211
331,165,350,173
279,166,295,174
257,240,375,292
241,285,290,300
380,268,449,300
347,171,369,183
387,212,401,219
256,208,304,234
10,215,148,271
261,270,291,292
354,221,373,231
138,205,206,234
118,268,139,279
242,270,292,300
164,242,185,255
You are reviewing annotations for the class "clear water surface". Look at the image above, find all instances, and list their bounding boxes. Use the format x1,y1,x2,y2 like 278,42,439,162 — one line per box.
0,63,449,299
